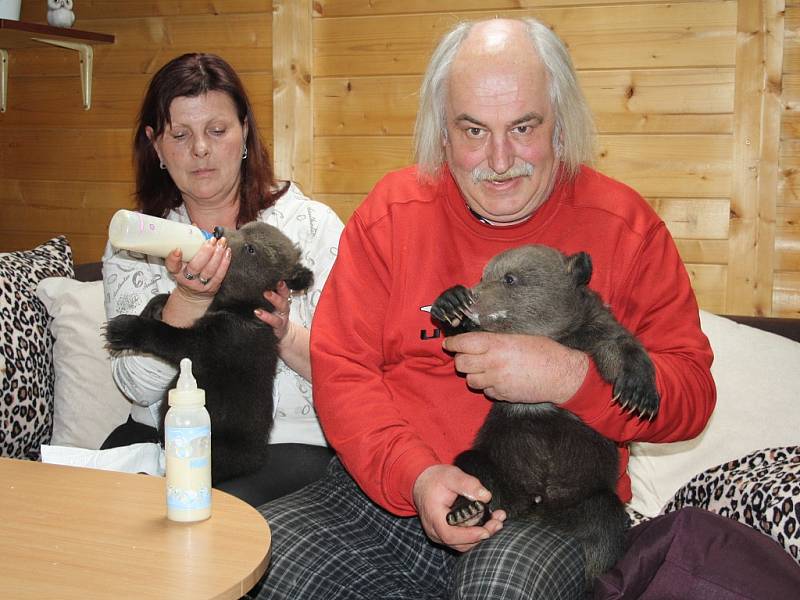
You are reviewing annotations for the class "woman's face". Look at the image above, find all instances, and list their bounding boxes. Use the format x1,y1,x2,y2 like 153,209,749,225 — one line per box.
148,91,248,210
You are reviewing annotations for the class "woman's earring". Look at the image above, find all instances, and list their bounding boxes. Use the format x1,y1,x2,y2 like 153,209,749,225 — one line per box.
242,145,248,160
159,161,167,170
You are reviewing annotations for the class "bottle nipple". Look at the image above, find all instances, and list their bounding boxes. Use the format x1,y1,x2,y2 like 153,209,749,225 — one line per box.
169,358,205,407
177,358,197,391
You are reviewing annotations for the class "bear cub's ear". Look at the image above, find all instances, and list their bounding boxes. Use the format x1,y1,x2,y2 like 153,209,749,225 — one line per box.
285,264,314,291
566,251,592,287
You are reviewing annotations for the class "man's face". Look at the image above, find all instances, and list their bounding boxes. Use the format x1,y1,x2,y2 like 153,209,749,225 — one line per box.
443,48,559,225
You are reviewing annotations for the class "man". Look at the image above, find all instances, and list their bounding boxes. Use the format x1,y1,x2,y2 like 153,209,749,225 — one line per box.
251,17,715,599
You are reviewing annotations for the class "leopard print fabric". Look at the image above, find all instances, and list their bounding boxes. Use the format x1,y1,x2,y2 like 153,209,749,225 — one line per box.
664,446,800,565
0,236,73,460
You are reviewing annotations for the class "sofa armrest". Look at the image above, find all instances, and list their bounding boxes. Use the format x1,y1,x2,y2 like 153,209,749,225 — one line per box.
722,315,800,343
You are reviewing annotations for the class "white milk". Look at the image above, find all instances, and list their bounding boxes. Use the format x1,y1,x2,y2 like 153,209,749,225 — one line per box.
108,209,213,260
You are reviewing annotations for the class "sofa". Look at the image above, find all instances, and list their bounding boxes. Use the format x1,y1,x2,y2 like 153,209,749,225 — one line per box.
2,236,800,567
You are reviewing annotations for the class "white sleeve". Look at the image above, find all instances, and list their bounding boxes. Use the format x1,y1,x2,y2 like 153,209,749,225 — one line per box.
102,242,178,414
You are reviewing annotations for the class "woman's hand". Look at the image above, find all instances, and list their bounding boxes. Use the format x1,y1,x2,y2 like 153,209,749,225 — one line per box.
255,280,292,341
255,281,312,381
166,237,231,296
162,237,232,327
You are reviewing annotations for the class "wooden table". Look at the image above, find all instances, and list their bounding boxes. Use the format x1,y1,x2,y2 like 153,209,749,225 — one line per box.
0,457,271,599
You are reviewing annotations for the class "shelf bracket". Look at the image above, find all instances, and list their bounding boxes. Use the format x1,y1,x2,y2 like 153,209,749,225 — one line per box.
0,49,7,113
32,37,94,110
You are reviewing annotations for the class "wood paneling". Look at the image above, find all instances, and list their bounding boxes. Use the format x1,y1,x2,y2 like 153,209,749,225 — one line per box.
315,0,719,18
2,0,800,318
272,0,313,189
313,4,736,77
313,70,735,137
726,0,783,316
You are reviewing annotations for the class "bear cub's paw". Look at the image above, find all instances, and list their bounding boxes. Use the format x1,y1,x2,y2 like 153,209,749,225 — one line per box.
613,355,660,420
447,497,488,527
431,285,477,331
105,315,144,353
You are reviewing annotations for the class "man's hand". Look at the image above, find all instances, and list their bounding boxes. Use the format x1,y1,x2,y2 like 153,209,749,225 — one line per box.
412,464,506,553
442,332,589,405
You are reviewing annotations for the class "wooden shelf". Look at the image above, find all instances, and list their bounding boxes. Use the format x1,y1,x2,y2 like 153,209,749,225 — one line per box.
0,19,115,112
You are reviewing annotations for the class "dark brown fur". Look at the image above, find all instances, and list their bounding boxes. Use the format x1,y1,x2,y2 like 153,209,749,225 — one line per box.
431,244,659,587
105,222,313,484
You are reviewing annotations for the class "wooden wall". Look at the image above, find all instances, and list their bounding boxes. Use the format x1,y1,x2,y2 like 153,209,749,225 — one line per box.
0,0,273,263
1,0,799,318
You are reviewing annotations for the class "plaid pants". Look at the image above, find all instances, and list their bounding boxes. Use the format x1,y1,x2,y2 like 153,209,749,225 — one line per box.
247,458,585,600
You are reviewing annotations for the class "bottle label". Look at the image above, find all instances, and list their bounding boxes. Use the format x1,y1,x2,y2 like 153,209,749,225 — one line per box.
165,426,211,511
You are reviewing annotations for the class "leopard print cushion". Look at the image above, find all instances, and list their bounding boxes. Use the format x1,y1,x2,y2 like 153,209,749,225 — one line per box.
1,237,74,460
663,446,800,565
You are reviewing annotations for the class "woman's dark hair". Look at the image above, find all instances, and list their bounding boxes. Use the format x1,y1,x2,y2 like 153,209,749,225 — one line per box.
133,53,287,224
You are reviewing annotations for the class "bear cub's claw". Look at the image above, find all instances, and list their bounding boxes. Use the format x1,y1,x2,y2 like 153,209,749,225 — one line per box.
447,497,488,527
104,315,143,353
613,358,660,420
431,285,476,329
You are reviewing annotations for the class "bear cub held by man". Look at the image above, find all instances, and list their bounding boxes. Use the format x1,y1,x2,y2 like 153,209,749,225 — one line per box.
431,244,660,586
106,222,313,484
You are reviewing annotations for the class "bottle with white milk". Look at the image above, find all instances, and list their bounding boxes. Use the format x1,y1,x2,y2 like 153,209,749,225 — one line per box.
108,209,215,260
165,358,212,522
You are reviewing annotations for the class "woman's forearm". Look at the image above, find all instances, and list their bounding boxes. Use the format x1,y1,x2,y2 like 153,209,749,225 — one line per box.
277,322,312,381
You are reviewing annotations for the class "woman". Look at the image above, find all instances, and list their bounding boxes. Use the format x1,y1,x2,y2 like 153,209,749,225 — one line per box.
101,53,343,506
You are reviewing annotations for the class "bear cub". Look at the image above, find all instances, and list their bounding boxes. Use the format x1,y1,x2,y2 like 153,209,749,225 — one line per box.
106,221,313,484
431,244,659,586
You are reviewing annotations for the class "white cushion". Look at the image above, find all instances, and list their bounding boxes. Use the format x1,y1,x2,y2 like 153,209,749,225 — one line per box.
35,278,130,449
628,310,800,518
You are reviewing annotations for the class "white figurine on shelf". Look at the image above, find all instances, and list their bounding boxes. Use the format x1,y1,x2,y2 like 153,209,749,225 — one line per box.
47,0,75,28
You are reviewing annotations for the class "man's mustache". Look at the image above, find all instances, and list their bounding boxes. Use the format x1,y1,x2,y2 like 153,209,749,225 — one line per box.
471,162,535,183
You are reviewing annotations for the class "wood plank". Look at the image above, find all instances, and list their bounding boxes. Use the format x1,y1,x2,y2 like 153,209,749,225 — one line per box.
648,197,730,239
0,72,272,131
775,205,800,270
594,134,732,199
786,3,800,31
685,263,728,314
581,69,734,134
313,4,737,77
0,205,120,235
782,31,800,72
314,69,735,137
773,271,800,317
0,19,114,47
780,112,800,139
0,232,108,264
0,129,132,181
674,239,729,265
313,136,413,194
22,0,268,21
0,180,134,209
727,0,783,316
272,0,313,190
313,133,731,197
314,75,421,136
314,193,365,223
6,14,272,77
315,0,718,18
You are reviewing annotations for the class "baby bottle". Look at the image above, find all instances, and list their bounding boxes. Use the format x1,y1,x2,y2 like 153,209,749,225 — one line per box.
165,358,212,522
108,209,214,260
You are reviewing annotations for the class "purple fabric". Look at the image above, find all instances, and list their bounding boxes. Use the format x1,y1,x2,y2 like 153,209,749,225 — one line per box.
594,507,800,599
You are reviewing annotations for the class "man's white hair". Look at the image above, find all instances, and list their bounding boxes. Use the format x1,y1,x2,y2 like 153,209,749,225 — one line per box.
413,17,595,180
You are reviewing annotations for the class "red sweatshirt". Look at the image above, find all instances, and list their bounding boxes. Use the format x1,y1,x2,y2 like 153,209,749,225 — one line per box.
311,165,715,516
